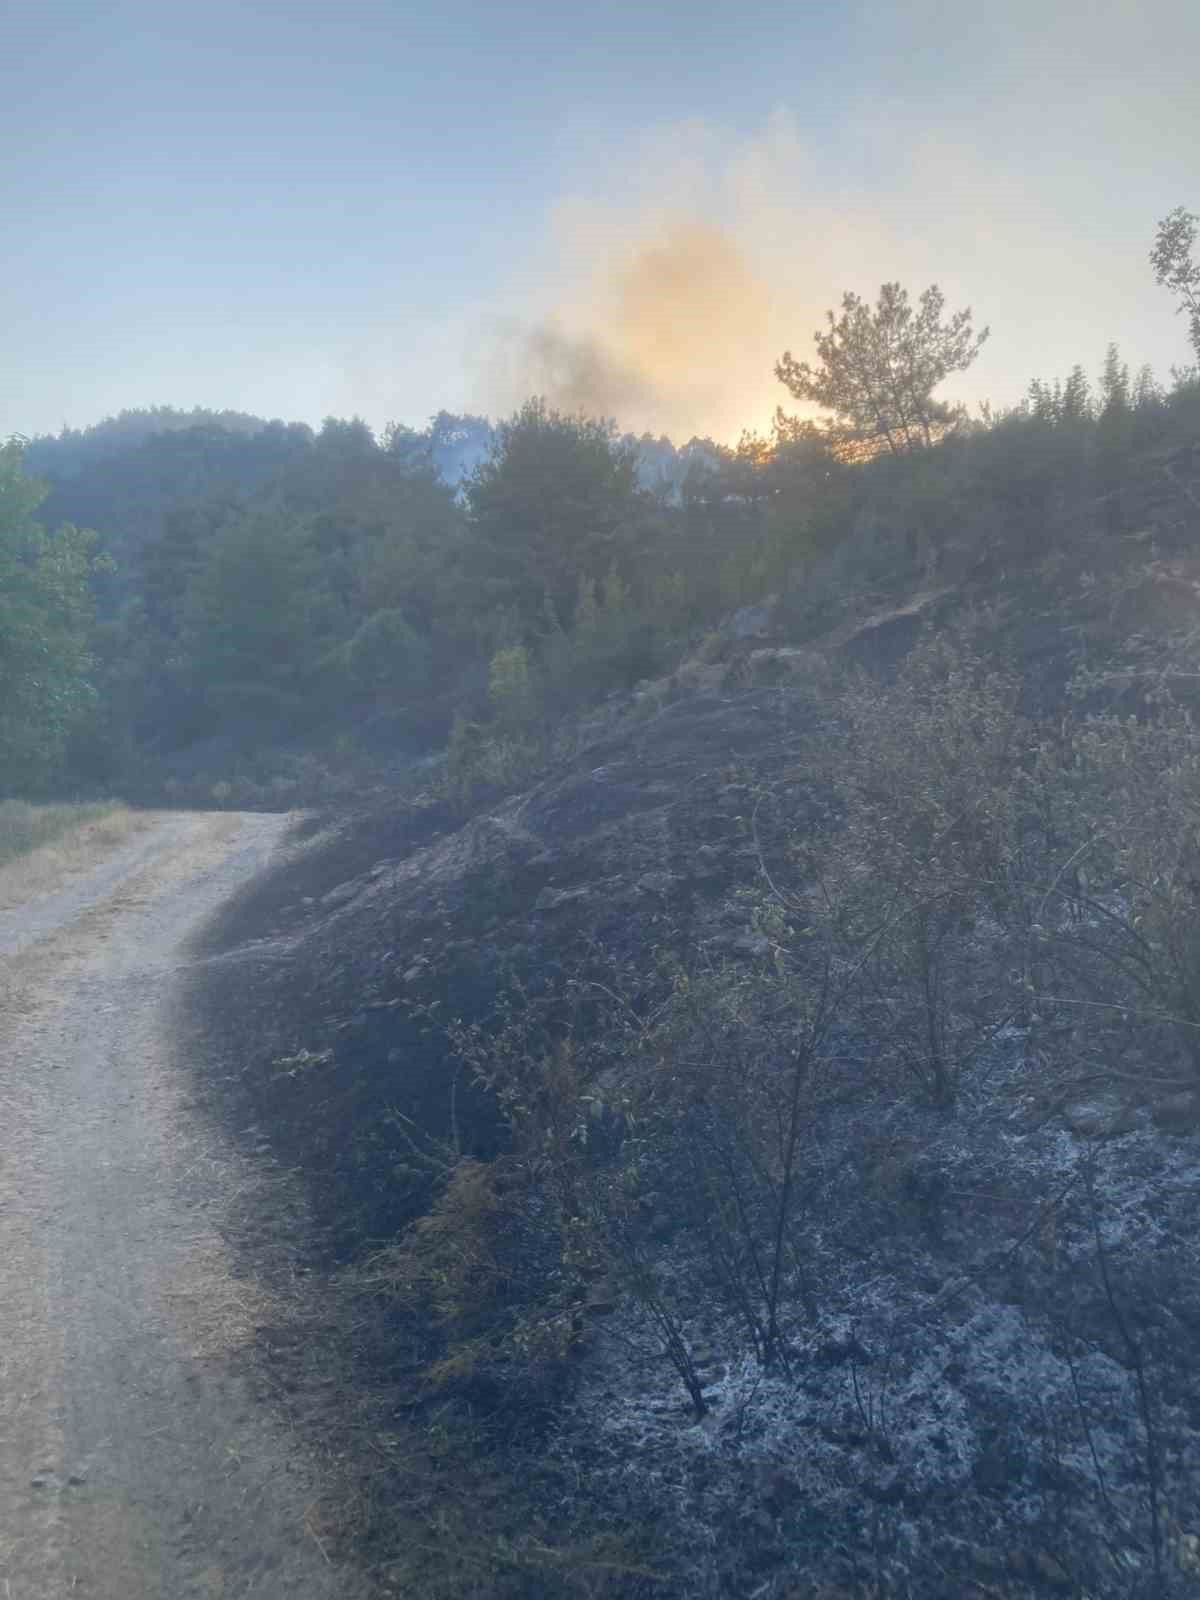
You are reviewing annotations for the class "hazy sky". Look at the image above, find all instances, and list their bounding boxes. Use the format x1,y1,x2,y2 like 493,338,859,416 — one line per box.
3,0,1198,443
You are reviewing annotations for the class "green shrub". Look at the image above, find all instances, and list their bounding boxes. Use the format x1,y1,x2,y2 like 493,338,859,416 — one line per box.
488,643,542,730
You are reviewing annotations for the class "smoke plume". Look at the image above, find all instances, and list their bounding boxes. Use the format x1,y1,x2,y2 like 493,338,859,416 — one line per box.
473,45,1197,445
480,214,788,443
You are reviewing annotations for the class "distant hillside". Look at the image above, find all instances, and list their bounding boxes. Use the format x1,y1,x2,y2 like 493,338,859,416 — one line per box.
16,401,743,790
27,413,316,594
24,405,280,478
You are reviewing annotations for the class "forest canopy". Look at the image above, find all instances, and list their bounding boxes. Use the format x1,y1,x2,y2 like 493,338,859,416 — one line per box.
0,440,99,793
4,212,1198,805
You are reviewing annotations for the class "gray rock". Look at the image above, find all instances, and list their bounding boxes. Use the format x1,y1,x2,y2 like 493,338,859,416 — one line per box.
1152,1091,1200,1132
1062,1099,1138,1137
725,601,776,641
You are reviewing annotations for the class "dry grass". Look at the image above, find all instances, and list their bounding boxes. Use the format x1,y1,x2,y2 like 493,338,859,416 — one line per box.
0,799,158,910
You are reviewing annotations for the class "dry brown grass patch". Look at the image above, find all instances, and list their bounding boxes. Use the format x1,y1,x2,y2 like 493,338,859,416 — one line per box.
0,800,160,910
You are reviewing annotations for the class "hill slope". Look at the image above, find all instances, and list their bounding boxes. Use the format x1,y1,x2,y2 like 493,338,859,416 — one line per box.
181,417,1200,1599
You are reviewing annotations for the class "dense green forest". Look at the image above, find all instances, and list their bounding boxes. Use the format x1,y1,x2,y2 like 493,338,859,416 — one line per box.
5,215,1200,811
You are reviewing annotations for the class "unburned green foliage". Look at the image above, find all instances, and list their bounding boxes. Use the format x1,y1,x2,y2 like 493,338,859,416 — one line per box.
0,441,101,793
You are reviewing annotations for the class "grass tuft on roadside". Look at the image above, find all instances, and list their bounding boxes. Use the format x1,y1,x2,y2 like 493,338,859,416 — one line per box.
0,800,156,907
0,799,133,867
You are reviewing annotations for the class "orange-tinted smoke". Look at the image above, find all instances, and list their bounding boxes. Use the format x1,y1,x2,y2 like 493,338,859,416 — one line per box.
482,218,788,442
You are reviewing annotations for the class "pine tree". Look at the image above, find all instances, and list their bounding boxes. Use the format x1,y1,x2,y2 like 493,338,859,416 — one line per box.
1132,364,1163,411
1151,208,1200,362
1060,366,1093,422
1098,344,1130,418
776,283,988,458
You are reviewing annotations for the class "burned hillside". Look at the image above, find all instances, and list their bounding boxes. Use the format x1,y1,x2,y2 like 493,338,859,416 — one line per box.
185,419,1200,1598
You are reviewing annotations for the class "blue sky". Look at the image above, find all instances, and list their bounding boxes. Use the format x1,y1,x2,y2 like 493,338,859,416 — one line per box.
4,0,1198,441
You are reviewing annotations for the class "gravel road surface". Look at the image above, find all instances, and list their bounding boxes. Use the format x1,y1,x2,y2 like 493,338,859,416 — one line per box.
0,811,362,1599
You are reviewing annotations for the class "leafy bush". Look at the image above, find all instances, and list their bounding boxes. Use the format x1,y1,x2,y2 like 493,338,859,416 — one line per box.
0,442,101,793
341,607,432,700
488,643,542,730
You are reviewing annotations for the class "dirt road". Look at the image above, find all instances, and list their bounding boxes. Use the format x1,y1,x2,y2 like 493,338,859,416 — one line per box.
0,812,362,1599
